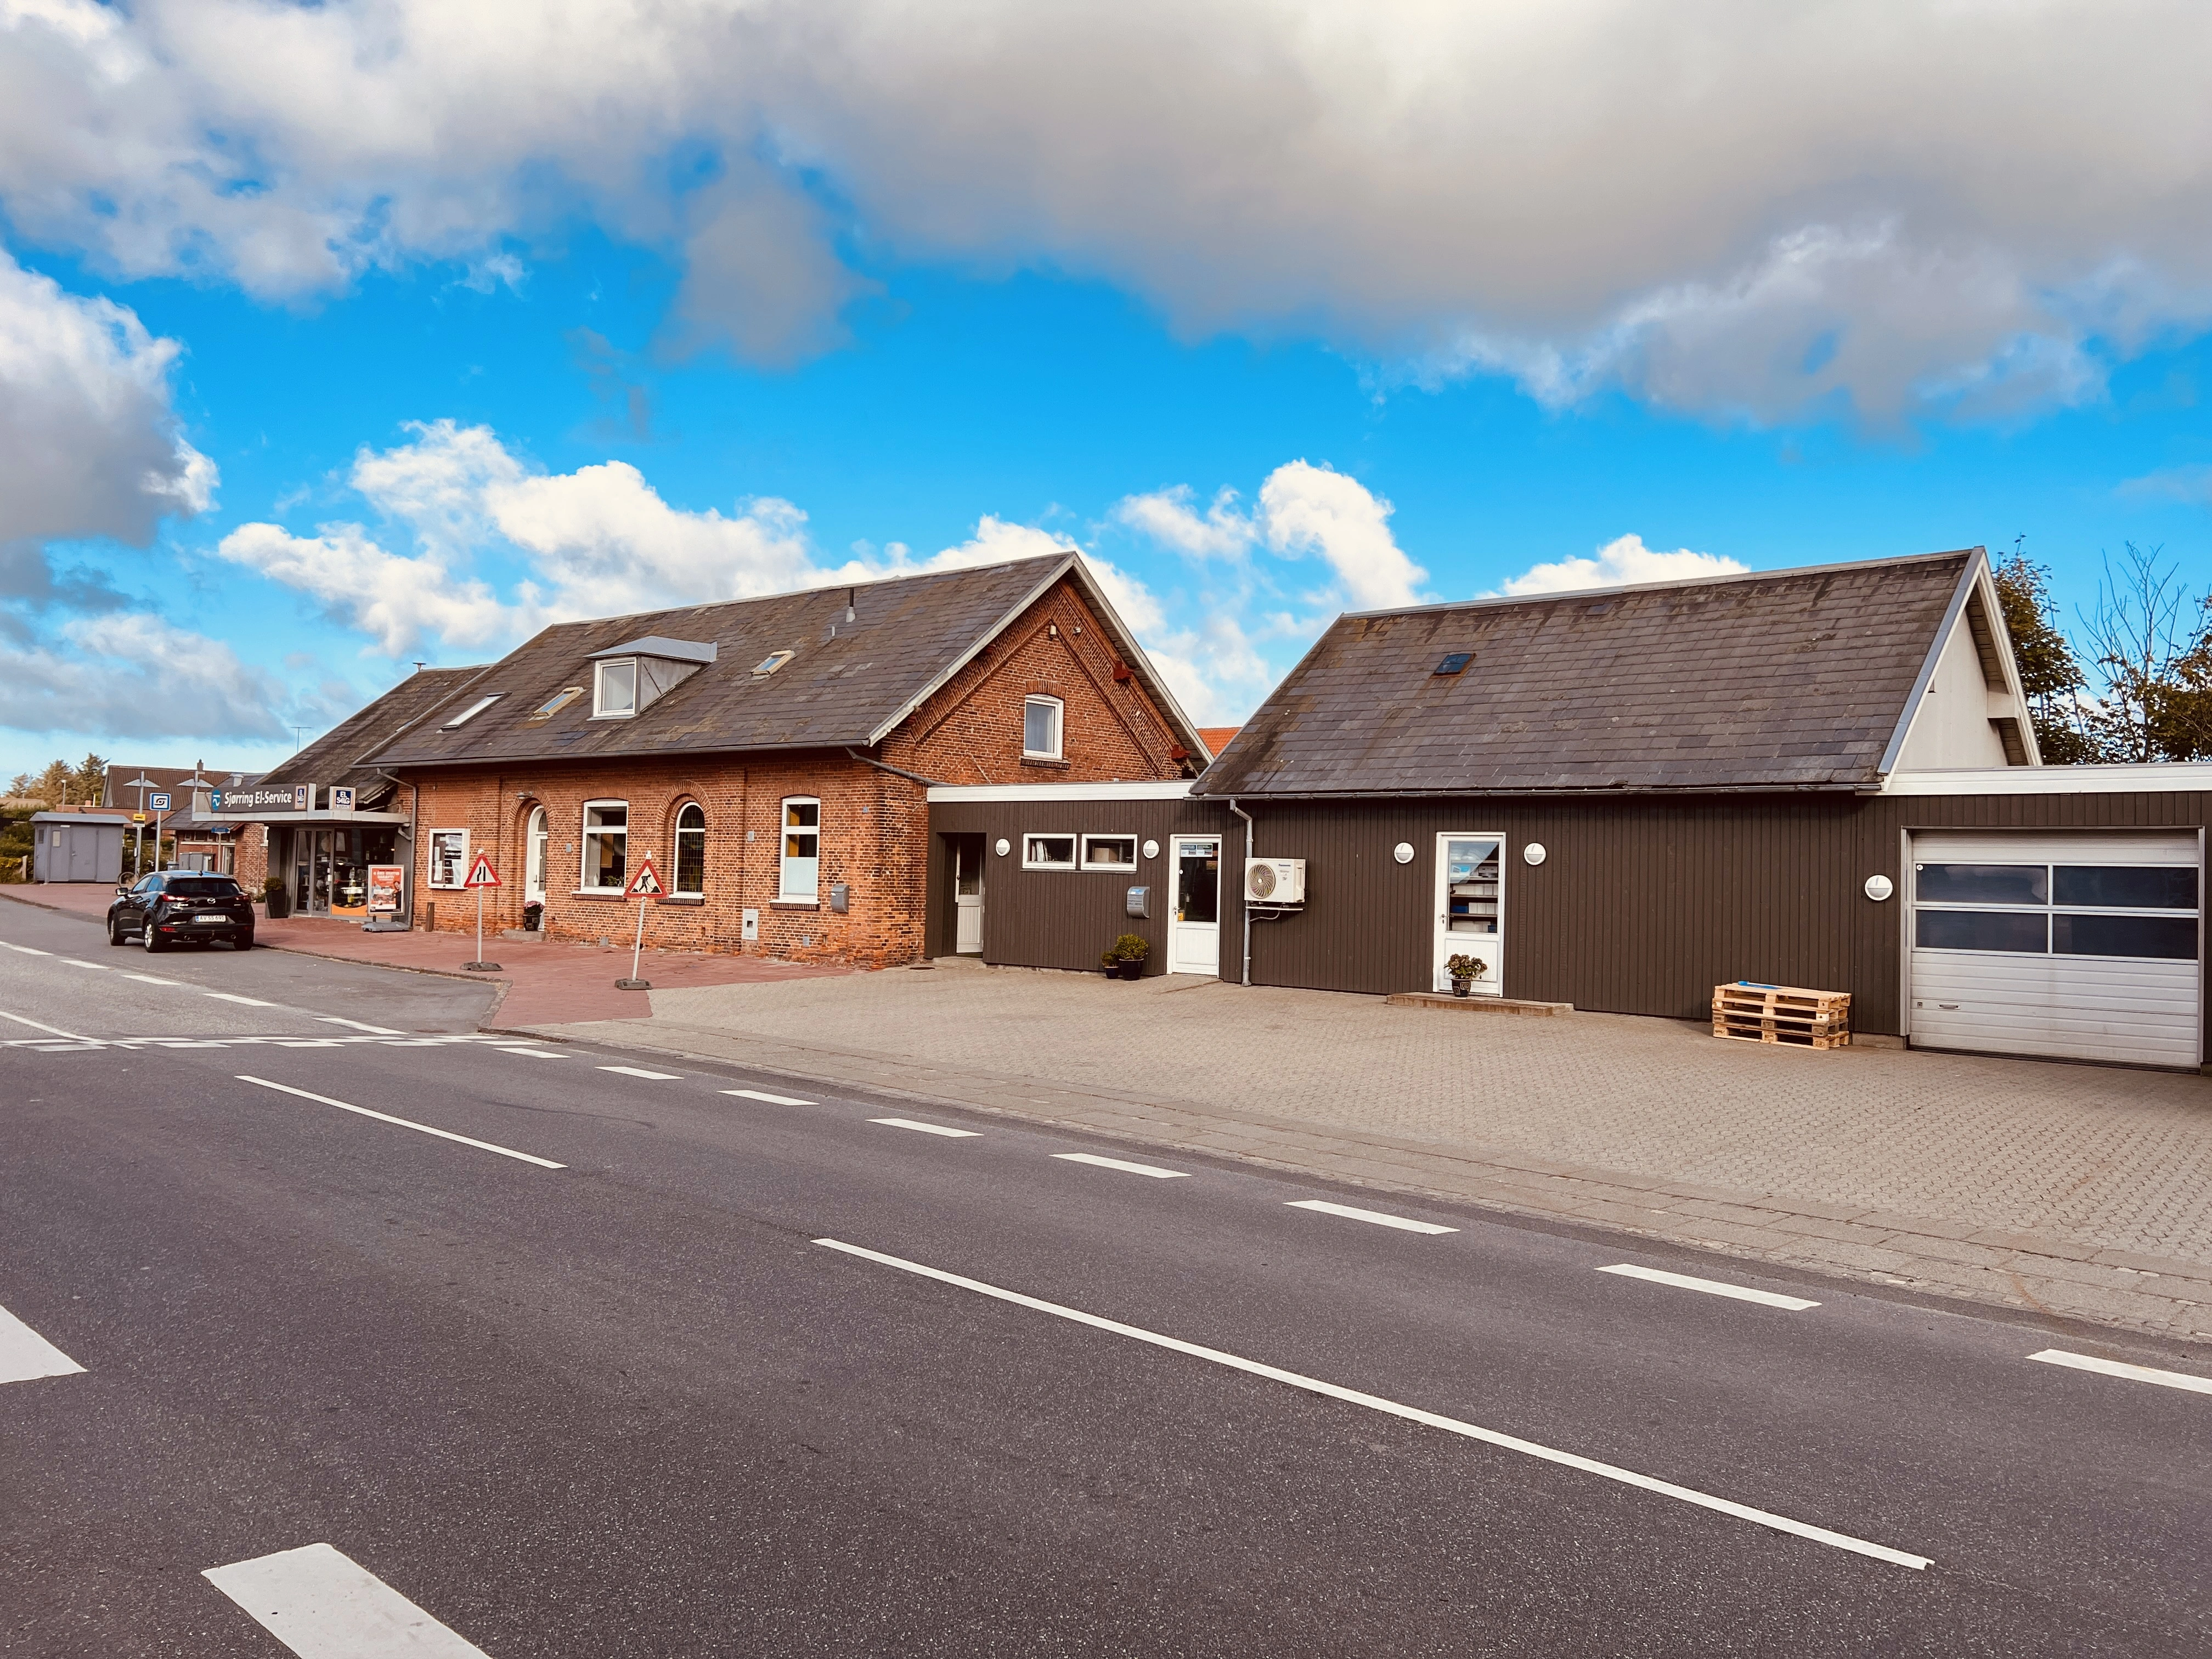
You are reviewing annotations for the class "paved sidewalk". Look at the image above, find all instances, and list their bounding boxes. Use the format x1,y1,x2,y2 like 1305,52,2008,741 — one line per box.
543,959,2212,1345
0,883,844,1026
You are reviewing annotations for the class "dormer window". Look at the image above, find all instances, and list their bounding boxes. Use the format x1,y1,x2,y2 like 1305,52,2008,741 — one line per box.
594,659,638,719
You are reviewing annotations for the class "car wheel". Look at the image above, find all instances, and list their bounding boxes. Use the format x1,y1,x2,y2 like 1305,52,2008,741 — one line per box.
109,917,129,946
142,922,166,953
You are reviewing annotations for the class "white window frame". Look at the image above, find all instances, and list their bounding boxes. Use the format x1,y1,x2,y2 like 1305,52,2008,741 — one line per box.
674,802,707,898
1023,695,1064,760
779,797,821,901
593,658,639,720
441,693,501,729
579,800,629,893
1023,832,1077,871
1080,833,1138,871
427,828,470,889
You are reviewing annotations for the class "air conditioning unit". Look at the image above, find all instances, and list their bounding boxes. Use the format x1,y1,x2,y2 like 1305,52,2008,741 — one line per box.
1244,857,1306,904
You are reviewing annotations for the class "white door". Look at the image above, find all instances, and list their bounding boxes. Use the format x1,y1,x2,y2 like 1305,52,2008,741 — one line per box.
1169,837,1221,975
953,837,984,954
1909,831,2201,1066
1434,833,1505,994
526,808,549,907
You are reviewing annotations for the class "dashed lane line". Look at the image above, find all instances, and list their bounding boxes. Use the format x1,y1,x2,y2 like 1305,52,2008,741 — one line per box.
2029,1348,2212,1396
496,1045,568,1059
204,1542,492,1658
0,1300,85,1386
1,1009,94,1042
121,973,179,985
814,1237,1932,1571
238,1075,567,1170
599,1064,681,1081
205,992,280,1008
1286,1199,1457,1235
1598,1263,1820,1311
870,1117,983,1138
57,957,110,970
317,1016,403,1035
3,1032,550,1053
723,1088,815,1105
0,942,49,955
1053,1151,1189,1180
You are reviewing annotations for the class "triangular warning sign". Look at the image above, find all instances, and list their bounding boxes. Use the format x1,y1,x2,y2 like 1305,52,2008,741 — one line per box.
626,856,663,897
464,852,501,888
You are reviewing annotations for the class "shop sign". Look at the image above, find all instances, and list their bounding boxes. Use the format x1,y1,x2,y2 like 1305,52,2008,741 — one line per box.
367,865,404,913
294,784,312,812
208,785,298,813
331,786,356,815
150,792,171,811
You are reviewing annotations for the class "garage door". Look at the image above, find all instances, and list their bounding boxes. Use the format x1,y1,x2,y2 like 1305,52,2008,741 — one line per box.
1909,832,2202,1066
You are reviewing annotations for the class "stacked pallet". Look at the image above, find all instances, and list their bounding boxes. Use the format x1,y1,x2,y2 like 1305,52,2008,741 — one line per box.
1712,981,1852,1050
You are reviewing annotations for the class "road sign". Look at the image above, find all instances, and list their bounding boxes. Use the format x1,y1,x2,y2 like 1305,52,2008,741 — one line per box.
625,856,663,898
150,793,171,810
131,811,148,823
464,852,501,888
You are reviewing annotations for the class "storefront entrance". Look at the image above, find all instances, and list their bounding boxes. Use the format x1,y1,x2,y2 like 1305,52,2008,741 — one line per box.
289,825,400,919
1169,836,1221,975
1432,833,1505,994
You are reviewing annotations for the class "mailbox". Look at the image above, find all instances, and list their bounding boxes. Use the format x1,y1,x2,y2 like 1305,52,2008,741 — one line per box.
1126,885,1149,919
830,882,850,913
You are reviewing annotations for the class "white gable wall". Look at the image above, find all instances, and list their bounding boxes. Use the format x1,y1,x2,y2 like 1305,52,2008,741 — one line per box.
1895,614,2013,769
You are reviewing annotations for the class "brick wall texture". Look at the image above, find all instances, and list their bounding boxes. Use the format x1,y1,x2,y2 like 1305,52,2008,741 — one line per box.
404,579,1185,968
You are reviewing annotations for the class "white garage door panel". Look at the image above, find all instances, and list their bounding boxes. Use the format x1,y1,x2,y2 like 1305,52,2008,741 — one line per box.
1909,830,2200,1066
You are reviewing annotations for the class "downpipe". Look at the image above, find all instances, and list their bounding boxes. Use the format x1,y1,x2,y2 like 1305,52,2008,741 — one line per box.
1227,796,1254,987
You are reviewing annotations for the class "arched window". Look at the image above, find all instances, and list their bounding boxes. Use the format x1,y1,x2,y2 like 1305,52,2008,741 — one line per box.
675,803,706,896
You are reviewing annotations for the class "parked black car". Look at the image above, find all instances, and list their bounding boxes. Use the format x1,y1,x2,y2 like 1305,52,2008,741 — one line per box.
108,871,256,952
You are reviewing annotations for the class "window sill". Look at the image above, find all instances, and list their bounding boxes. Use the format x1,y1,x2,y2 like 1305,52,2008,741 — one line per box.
658,894,704,906
769,898,820,910
1022,865,1076,873
1020,754,1070,769
570,889,629,900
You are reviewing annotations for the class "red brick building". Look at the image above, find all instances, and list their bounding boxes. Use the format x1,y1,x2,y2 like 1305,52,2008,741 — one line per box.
352,555,1204,967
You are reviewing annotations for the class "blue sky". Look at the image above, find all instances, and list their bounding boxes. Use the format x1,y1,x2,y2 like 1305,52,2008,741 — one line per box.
3,2,2210,782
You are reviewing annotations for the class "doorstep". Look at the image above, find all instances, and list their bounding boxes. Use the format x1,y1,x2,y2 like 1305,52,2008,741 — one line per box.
1386,991,1573,1017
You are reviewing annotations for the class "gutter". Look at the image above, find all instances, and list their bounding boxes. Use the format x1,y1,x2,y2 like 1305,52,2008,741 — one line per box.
1227,797,1254,988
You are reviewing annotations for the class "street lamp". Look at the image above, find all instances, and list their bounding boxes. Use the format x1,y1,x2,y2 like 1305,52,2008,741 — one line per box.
124,771,158,878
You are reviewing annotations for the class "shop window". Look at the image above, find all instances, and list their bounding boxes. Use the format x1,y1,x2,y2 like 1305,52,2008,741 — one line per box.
594,659,638,719
582,802,628,891
427,828,469,889
780,798,820,900
1081,834,1137,871
1023,696,1063,760
675,803,707,896
1024,833,1076,870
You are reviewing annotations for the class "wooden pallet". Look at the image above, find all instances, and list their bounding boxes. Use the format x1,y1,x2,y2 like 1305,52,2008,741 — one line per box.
1711,981,1852,1050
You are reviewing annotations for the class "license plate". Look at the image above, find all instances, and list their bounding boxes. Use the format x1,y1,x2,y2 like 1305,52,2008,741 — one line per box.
194,914,227,923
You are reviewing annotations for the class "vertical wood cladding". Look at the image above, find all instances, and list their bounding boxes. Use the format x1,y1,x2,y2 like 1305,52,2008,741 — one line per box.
947,786,2212,1036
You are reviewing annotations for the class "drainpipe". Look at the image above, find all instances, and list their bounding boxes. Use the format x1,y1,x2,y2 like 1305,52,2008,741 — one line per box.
1227,796,1254,988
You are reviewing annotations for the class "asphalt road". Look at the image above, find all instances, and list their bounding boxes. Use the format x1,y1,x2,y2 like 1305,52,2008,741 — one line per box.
3,898,2209,1655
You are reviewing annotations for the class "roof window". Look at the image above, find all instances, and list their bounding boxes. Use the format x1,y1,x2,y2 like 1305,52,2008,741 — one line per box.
1434,652,1475,676
441,694,502,729
753,649,796,677
529,686,584,721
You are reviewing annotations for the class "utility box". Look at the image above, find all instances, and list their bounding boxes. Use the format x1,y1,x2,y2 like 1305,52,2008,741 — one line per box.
31,813,125,884
829,883,850,913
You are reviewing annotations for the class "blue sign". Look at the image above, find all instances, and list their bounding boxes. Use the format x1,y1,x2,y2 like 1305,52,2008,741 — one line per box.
150,792,171,810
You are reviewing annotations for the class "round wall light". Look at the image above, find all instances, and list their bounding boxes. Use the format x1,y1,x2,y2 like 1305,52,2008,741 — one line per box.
1142,838,1159,860
1392,841,1415,865
1864,874,1894,901
994,837,1010,857
1522,842,1548,866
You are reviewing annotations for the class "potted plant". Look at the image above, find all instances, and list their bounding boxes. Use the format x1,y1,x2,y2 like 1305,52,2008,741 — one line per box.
1446,952,1487,997
1111,933,1150,980
264,876,290,919
523,899,544,932
1099,947,1120,977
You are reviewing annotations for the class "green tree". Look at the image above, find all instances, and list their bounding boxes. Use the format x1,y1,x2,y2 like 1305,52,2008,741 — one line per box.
1991,549,2101,764
34,759,72,806
71,752,108,803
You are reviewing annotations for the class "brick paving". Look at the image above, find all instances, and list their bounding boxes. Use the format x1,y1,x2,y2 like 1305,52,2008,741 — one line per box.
1,883,844,1028
542,959,2212,1345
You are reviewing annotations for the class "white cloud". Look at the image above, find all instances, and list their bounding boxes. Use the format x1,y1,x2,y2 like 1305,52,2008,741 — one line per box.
1257,461,1424,610
1115,487,1255,560
0,246,214,593
0,612,300,740
5,0,2212,408
1497,534,1749,597
213,520,513,658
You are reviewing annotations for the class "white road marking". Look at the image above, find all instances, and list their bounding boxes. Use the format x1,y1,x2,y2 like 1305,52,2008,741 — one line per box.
495,1046,566,1059
238,1075,566,1170
0,942,50,954
815,1237,1931,1571
202,1542,490,1658
1599,1263,1820,1311
57,957,110,970
598,1064,680,1081
723,1088,815,1105
1286,1199,1457,1235
870,1117,981,1138
121,973,179,986
2029,1348,2212,1396
317,1017,403,1035
0,1300,86,1386
1,1009,94,1041
1052,1151,1189,1180
206,992,280,1008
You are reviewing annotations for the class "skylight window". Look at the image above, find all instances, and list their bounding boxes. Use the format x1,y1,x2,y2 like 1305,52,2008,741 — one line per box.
442,694,502,729
531,686,583,720
753,649,796,676
1434,652,1474,676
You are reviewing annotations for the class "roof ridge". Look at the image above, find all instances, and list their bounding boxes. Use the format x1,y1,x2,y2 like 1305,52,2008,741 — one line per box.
1342,546,1980,622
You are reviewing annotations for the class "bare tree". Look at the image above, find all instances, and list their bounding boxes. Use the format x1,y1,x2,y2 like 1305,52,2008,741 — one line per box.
2079,543,2208,762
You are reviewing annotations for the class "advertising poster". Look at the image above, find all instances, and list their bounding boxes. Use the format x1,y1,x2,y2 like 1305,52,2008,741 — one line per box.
367,865,405,914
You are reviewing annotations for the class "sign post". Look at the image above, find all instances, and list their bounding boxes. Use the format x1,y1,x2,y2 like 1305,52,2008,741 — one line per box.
618,855,662,990
150,793,171,874
462,851,501,972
